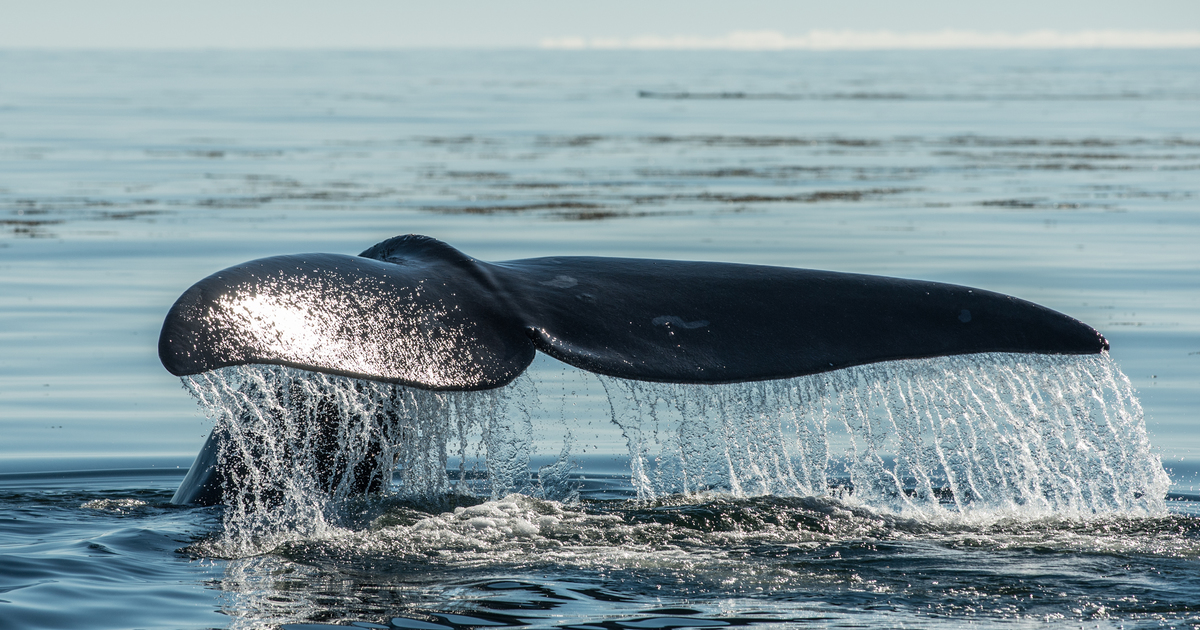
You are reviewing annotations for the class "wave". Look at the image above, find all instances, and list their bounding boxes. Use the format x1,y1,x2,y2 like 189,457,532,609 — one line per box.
540,29,1200,51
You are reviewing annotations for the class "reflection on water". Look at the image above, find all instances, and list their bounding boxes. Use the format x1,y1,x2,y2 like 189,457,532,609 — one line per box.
2,476,1198,630
203,491,1200,630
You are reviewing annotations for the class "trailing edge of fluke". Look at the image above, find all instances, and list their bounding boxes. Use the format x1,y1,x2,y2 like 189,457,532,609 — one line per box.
159,234,1108,390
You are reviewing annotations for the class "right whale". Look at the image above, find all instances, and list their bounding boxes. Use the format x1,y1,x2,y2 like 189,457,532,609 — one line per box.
159,234,1109,504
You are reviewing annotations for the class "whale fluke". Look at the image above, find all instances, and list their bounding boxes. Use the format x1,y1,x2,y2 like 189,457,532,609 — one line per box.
160,234,1107,390
160,235,1108,506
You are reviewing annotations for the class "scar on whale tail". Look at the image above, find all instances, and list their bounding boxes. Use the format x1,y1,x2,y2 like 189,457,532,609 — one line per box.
159,234,1108,505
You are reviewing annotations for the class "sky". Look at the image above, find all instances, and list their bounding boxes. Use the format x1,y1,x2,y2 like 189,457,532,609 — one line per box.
0,0,1198,49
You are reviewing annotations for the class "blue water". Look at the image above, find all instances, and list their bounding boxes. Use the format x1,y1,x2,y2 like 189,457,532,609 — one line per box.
2,50,1199,628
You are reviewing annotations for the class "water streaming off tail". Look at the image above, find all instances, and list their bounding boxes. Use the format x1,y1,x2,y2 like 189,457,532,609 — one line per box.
606,352,1168,514
182,367,545,551
182,352,1168,551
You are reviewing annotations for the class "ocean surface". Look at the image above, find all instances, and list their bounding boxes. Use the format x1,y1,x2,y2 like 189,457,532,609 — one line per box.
1,49,1199,629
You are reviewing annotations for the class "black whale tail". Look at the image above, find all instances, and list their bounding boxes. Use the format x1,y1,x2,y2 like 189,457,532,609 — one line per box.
160,235,1108,505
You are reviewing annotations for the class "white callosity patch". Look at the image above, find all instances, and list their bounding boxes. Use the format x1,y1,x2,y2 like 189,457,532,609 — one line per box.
607,352,1168,515
539,275,578,288
183,352,1167,553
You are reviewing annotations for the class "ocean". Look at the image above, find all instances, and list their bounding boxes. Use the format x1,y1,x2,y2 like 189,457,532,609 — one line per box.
1,49,1198,629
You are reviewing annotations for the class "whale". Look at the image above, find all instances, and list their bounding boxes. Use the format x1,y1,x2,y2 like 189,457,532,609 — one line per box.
160,234,1108,505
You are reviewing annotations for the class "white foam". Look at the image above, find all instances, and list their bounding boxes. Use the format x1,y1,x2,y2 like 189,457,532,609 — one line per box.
398,494,618,548
540,30,1200,51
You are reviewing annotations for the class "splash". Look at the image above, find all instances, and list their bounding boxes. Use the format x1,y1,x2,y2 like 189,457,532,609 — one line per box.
606,352,1168,515
182,366,544,552
182,352,1168,551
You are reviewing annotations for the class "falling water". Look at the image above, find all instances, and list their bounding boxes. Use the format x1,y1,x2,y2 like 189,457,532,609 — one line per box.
182,366,546,551
604,352,1168,514
182,352,1169,551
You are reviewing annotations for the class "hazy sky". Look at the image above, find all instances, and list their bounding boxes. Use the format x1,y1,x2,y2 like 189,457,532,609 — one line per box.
1,0,1198,49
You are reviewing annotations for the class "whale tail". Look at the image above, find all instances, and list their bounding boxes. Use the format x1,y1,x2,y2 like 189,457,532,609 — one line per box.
160,234,1107,390
160,235,1108,505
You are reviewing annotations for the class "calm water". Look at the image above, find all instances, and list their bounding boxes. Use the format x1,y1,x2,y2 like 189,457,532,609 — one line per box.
1,50,1199,629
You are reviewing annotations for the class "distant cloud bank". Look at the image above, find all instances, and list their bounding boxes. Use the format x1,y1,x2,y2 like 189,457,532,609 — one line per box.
540,30,1200,50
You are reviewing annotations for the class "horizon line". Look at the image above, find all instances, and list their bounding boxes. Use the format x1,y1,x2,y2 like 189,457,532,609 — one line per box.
2,28,1200,52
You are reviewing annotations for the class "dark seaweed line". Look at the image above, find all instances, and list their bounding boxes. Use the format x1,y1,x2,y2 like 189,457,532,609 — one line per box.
422,188,914,217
